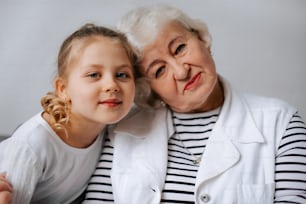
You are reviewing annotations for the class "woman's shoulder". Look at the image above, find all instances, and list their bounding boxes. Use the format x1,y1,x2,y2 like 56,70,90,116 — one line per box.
221,77,297,114
120,106,167,123
111,106,168,137
241,92,297,114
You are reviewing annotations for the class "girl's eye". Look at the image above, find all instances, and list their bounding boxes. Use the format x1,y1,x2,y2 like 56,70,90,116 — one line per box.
116,72,130,79
87,72,101,79
155,66,165,78
175,44,186,55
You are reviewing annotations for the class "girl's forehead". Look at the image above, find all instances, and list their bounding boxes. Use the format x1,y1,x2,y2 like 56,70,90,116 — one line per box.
70,36,120,60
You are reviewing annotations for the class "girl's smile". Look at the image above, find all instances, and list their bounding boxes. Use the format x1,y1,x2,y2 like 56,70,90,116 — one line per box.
98,98,123,108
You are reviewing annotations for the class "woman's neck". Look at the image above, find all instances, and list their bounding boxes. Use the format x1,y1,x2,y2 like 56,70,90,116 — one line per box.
188,79,224,113
204,79,224,111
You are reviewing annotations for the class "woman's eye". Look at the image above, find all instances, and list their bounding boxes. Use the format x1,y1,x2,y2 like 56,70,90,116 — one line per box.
155,66,165,78
87,72,101,79
116,72,130,79
175,44,186,55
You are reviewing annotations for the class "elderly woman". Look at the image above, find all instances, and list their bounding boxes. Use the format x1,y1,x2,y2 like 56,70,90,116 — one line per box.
83,5,306,204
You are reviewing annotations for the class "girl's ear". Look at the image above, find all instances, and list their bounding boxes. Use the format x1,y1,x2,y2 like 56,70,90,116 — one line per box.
54,77,68,99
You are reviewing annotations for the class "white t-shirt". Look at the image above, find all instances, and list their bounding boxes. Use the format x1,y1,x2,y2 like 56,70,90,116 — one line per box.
0,112,103,204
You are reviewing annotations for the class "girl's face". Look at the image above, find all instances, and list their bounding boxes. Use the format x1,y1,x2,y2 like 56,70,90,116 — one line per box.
139,22,218,113
58,36,135,127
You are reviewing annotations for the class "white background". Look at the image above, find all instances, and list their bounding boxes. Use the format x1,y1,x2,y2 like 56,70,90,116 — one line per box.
0,0,305,137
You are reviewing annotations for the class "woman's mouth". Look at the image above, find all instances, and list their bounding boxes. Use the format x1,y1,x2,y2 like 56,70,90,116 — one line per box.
184,73,202,91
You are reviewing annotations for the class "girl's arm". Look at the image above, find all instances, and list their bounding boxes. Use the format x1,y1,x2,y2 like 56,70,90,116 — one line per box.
0,139,41,203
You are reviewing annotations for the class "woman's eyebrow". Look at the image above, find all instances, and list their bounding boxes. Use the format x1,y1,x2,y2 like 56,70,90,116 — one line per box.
145,59,164,74
168,36,181,50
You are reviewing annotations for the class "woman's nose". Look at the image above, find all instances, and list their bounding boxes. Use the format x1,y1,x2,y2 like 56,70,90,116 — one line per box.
173,63,190,80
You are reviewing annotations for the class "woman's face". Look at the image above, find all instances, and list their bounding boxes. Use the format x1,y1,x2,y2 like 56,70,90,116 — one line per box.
139,22,218,113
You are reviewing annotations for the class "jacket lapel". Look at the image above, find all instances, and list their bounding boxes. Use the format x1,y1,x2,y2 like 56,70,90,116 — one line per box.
111,108,169,193
196,78,264,185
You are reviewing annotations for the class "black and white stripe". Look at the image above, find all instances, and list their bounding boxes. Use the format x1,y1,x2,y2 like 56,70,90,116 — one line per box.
274,113,306,203
160,109,219,203
82,135,114,203
82,112,306,203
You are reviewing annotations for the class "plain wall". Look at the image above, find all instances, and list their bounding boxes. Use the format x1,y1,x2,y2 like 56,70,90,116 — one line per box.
0,0,305,137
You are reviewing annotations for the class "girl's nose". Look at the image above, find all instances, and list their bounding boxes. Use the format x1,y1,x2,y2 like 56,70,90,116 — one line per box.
104,77,119,93
106,86,119,92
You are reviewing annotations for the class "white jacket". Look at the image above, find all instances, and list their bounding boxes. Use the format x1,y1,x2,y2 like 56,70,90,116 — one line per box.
109,79,296,204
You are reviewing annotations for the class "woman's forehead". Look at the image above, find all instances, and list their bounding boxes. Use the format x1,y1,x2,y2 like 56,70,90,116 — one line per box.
139,22,190,73
143,22,189,53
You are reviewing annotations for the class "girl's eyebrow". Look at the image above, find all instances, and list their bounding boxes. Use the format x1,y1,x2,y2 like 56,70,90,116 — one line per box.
117,63,133,69
83,63,132,69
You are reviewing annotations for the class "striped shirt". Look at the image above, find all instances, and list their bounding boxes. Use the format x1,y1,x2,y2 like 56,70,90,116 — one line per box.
82,132,113,203
82,111,306,203
160,108,220,203
274,113,306,203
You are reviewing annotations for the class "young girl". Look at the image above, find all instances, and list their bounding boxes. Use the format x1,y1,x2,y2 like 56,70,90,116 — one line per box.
0,23,136,203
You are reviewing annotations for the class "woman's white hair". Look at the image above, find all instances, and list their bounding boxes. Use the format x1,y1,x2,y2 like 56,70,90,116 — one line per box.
117,5,212,109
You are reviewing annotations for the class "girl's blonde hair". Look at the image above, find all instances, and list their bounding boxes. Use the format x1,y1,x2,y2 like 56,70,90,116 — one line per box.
41,23,137,134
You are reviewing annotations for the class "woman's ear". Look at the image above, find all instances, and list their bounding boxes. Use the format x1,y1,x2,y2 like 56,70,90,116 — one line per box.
54,77,68,99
